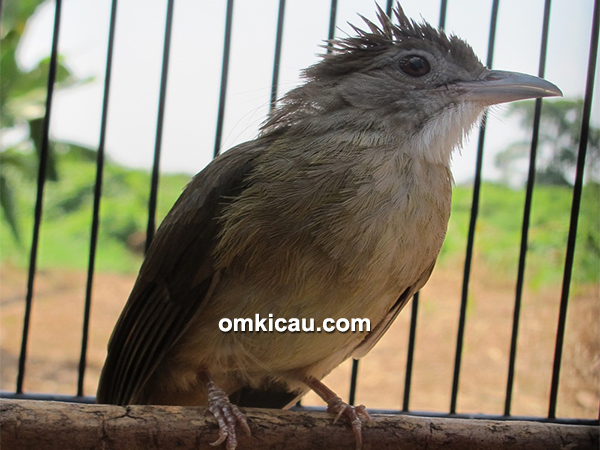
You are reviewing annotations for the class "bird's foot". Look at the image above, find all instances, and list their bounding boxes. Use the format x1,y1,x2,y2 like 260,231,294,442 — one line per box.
304,376,372,450
326,396,372,450
207,380,251,450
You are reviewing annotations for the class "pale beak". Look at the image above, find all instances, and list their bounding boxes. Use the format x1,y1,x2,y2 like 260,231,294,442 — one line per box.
455,70,562,105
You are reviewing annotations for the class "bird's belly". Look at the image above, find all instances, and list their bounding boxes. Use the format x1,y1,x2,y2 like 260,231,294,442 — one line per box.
175,213,441,382
177,279,399,381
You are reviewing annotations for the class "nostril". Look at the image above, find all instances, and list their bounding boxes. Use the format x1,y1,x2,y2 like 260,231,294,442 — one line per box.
484,72,505,82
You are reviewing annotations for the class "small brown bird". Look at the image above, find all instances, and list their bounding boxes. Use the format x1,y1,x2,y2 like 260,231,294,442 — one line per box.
97,3,561,449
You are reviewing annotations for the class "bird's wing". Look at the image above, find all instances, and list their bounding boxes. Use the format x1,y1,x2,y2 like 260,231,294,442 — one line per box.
96,142,260,405
351,261,436,359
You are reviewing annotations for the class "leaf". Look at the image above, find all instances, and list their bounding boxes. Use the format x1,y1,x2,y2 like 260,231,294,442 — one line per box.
0,0,47,35
0,148,37,178
0,173,22,245
28,117,59,182
499,97,600,186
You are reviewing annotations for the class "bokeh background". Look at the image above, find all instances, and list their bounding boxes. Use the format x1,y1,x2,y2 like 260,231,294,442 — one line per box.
1,0,598,420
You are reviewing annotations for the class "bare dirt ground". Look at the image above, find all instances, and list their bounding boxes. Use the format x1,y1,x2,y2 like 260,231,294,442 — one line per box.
1,259,598,419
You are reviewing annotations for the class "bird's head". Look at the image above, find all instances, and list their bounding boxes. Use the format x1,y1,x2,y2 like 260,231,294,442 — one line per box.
264,3,561,165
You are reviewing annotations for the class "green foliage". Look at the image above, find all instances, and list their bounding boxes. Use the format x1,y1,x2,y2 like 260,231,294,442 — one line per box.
496,99,600,186
575,183,600,284
1,0,93,243
1,0,79,125
0,146,190,273
439,182,599,288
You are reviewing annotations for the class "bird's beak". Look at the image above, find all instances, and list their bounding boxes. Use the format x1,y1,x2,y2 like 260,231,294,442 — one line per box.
455,70,562,105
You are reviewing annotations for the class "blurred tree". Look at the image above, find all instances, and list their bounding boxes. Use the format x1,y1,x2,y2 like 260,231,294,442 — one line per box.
1,0,91,243
495,99,600,186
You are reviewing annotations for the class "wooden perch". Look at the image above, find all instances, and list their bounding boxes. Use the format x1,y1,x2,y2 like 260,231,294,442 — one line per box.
1,399,598,450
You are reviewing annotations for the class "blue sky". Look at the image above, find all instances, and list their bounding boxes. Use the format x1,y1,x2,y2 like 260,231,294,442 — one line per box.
12,0,599,183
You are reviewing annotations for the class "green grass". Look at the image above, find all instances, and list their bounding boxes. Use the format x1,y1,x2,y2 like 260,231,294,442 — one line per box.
441,181,599,288
1,147,598,288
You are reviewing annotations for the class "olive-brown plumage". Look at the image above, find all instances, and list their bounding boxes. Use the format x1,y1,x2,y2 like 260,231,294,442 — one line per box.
97,4,560,449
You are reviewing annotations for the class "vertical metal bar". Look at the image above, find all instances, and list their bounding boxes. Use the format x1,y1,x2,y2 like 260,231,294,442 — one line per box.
504,0,552,417
326,0,338,53
402,0,448,412
213,0,235,158
145,0,175,251
548,0,598,419
438,0,448,29
77,0,119,397
385,0,394,17
269,0,286,110
402,293,419,411
16,0,63,394
450,0,500,414
348,359,359,406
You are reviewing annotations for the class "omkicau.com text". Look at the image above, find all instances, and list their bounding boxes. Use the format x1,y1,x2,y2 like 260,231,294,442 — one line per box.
219,314,371,333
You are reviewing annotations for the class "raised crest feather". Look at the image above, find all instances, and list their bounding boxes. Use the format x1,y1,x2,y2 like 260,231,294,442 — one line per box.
301,2,472,80
329,4,450,54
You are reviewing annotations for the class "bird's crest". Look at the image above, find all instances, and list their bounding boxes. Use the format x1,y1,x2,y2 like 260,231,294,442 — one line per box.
305,2,470,79
332,3,448,53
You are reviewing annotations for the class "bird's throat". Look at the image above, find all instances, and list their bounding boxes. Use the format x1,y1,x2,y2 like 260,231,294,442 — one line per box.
407,101,485,165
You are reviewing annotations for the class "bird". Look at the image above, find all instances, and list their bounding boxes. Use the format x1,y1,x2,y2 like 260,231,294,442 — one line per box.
96,3,561,449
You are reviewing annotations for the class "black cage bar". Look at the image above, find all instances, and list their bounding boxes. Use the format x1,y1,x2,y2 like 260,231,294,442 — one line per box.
1,0,598,427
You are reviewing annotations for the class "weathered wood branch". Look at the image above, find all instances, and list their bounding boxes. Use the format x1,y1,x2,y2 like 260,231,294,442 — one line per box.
1,399,597,450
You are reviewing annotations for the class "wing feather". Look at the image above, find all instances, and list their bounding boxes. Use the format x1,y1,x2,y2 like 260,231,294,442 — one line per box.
97,143,260,405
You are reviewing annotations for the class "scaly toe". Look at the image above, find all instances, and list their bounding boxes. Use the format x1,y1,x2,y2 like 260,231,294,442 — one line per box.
355,404,373,425
325,396,369,450
207,381,251,450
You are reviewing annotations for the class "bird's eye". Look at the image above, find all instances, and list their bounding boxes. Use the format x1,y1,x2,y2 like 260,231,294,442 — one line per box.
399,55,431,77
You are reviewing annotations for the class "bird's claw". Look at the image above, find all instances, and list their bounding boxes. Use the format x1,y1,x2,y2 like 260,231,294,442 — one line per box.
207,381,251,450
326,396,372,450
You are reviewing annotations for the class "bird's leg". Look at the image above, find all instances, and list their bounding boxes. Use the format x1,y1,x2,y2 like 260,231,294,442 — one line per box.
303,376,372,450
199,372,251,450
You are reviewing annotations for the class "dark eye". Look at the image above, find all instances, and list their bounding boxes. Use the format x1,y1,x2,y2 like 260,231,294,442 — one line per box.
399,55,431,77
